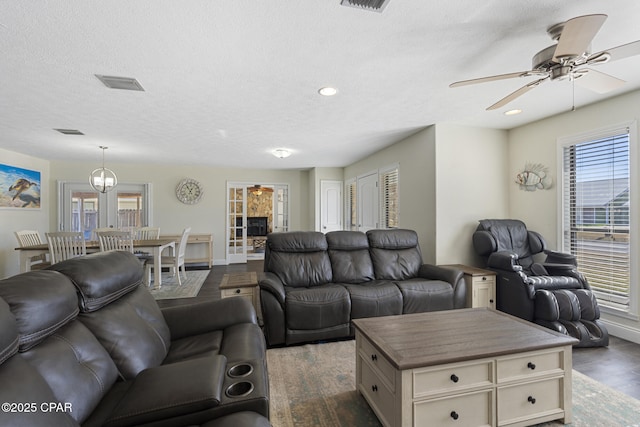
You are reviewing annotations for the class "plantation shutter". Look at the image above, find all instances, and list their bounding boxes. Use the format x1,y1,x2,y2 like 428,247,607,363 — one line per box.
561,128,630,310
380,166,399,229
345,180,357,231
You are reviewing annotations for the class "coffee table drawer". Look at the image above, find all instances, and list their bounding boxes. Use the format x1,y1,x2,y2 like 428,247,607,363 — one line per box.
497,377,563,424
413,360,494,398
359,336,395,388
360,360,394,426
414,389,494,427
497,349,563,383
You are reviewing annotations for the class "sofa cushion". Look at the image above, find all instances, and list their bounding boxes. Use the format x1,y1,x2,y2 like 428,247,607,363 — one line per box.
0,298,19,365
285,285,350,330
79,286,171,380
344,281,402,319
327,231,375,284
21,320,119,423
367,229,423,280
0,271,79,351
48,250,144,312
396,278,454,313
265,231,333,287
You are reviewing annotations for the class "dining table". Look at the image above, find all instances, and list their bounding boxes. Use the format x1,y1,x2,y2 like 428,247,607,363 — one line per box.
15,238,176,288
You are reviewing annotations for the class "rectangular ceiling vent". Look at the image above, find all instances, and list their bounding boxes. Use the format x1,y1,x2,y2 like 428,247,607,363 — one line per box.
340,0,391,13
54,128,84,135
95,75,145,91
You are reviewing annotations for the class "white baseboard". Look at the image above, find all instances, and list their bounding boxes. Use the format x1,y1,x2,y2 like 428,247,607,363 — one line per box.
601,319,640,344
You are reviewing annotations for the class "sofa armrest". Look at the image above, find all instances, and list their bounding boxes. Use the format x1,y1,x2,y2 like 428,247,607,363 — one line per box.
419,264,463,286
162,298,257,340
258,272,286,306
487,251,523,272
105,356,227,427
544,249,578,266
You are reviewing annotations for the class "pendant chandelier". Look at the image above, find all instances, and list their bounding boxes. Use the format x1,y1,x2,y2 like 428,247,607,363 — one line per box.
89,146,118,193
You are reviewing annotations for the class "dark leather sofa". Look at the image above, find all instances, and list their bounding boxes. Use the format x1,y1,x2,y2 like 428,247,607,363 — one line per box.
259,229,465,346
0,250,270,427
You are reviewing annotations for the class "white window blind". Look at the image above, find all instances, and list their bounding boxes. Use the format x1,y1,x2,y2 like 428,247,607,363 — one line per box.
345,180,357,231
561,129,630,310
380,166,399,229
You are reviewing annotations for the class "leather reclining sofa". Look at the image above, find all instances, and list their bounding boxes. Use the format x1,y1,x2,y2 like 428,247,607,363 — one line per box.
0,251,270,427
259,229,466,346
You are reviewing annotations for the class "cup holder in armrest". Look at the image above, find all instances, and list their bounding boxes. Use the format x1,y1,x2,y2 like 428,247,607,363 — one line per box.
227,363,253,378
225,381,254,398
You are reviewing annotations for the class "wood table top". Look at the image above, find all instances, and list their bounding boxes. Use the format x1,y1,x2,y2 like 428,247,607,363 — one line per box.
220,271,258,289
352,308,578,370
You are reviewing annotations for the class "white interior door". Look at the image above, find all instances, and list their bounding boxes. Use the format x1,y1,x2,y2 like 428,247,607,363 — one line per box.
227,183,247,264
320,180,342,233
273,184,289,233
357,172,378,232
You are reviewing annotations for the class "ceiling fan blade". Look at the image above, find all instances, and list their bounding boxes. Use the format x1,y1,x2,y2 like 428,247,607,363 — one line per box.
589,39,640,63
553,14,607,61
449,71,534,88
574,69,625,94
486,77,549,110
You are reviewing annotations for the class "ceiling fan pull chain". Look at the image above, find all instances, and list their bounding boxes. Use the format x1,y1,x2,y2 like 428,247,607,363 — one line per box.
572,77,576,112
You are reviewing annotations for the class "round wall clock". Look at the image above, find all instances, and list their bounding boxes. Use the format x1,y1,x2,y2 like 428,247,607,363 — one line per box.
176,178,204,204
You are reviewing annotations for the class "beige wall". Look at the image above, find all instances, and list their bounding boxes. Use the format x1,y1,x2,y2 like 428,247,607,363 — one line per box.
434,124,509,265
0,148,50,278
508,89,640,342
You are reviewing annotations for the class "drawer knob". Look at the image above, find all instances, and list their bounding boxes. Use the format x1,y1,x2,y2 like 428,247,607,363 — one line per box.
371,354,377,362
235,289,241,294
450,374,459,383
482,276,487,281
371,384,378,392
527,362,536,370
450,411,459,420
528,396,536,404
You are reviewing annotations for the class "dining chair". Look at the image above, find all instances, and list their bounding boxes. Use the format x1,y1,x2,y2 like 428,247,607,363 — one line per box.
146,227,191,286
45,232,87,264
96,230,134,253
14,230,51,270
92,227,114,241
135,226,160,240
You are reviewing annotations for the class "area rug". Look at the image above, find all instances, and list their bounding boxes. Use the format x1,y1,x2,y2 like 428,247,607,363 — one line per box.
148,270,209,299
267,340,640,427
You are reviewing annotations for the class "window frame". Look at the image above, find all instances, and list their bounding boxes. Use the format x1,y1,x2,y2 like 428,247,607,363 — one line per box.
557,121,638,319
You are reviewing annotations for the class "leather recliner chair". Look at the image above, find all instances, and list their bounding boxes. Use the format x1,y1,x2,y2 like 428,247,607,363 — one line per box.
472,219,608,347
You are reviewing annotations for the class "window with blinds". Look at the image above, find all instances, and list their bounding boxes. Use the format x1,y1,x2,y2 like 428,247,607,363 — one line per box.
345,180,357,231
560,128,631,311
380,165,399,229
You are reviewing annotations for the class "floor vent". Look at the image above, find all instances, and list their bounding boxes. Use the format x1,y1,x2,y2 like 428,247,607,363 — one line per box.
95,75,145,91
340,0,391,13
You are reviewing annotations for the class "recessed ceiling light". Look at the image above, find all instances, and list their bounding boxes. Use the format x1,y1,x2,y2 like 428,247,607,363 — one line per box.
318,87,338,96
504,109,522,116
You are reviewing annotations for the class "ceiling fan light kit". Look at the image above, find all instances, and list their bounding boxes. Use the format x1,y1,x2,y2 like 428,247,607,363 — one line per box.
450,14,640,111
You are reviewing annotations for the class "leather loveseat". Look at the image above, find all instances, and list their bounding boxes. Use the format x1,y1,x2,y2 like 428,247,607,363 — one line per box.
259,229,465,346
0,250,270,427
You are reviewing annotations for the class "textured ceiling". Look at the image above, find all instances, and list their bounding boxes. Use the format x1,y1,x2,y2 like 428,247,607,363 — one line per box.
2,0,640,169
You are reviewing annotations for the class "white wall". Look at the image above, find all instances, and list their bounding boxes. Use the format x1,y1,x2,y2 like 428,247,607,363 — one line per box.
0,148,50,278
47,161,311,266
508,89,640,342
434,124,509,265
344,127,438,262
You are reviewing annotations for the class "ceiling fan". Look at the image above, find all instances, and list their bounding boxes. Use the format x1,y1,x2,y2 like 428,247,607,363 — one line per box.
450,14,640,110
249,185,274,196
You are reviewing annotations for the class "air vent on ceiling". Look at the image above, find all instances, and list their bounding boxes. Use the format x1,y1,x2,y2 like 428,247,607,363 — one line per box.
340,0,391,12
54,128,84,135
95,75,145,91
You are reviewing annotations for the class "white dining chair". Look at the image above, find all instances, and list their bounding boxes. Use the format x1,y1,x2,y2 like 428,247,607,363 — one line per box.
135,226,160,240
96,230,134,253
45,232,87,264
145,227,190,286
14,230,50,270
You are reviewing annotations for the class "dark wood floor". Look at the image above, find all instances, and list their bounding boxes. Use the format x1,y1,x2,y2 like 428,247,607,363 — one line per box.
170,261,640,401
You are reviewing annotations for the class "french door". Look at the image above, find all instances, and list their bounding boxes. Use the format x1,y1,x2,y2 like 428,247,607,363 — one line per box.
226,182,289,264
58,182,151,239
